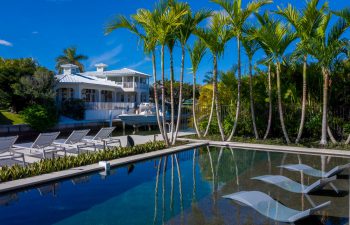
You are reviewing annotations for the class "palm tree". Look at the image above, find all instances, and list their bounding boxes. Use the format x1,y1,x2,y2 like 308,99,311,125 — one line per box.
277,0,328,144
242,37,260,139
171,1,211,144
189,39,207,138
55,46,87,73
212,0,272,141
254,14,297,144
105,11,167,144
195,13,232,141
305,13,348,145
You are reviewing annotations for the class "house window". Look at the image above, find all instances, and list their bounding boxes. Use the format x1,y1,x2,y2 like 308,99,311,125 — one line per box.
81,89,97,102
120,94,124,102
101,90,113,102
56,88,74,102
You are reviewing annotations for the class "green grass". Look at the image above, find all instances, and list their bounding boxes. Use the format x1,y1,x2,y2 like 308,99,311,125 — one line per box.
185,134,350,151
0,110,25,125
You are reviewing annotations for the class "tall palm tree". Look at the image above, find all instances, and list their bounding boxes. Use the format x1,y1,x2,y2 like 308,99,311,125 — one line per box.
277,0,328,144
212,0,272,141
55,46,87,73
189,39,207,138
105,11,167,144
254,14,297,144
242,37,260,139
195,13,232,141
305,13,348,145
171,1,211,144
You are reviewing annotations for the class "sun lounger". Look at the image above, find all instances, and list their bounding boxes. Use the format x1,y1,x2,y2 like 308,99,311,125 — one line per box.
223,191,330,223
0,136,25,166
83,127,121,149
252,175,336,194
15,132,66,159
54,129,96,154
279,163,350,178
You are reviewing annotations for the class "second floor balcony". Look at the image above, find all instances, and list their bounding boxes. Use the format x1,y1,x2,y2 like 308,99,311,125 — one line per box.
116,82,149,90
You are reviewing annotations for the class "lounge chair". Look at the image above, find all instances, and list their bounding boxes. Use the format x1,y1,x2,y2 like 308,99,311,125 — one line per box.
252,175,336,194
83,127,121,149
279,163,350,178
223,191,330,223
15,132,66,159
54,129,96,154
0,136,25,166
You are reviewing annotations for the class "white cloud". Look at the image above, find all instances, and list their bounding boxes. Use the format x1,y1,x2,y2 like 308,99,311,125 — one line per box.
88,45,123,68
0,39,13,47
127,56,151,69
32,31,39,35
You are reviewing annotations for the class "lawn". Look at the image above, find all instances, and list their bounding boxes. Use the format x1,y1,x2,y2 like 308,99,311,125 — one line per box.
0,110,25,125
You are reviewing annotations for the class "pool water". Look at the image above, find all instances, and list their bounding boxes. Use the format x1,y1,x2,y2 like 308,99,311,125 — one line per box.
0,146,349,225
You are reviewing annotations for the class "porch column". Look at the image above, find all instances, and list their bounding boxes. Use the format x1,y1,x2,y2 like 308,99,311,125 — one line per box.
133,76,135,88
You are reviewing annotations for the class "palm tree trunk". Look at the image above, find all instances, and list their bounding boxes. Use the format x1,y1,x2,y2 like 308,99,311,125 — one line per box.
192,71,201,137
204,87,215,137
276,62,291,144
213,55,225,141
161,45,170,146
227,37,241,141
248,58,259,139
169,48,175,144
345,133,350,145
153,158,162,225
320,67,329,145
264,64,272,140
152,51,166,142
296,55,308,143
327,126,337,144
173,44,185,144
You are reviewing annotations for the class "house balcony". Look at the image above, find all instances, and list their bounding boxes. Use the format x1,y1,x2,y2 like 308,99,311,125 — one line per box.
84,102,135,110
116,82,149,91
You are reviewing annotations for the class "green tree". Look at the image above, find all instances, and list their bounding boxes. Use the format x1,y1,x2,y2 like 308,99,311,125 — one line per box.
55,46,88,73
305,13,348,145
195,13,232,141
212,0,272,141
188,39,207,137
277,0,328,143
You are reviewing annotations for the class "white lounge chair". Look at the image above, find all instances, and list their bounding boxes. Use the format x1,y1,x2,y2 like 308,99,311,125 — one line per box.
83,127,121,149
252,175,336,194
15,132,66,159
223,191,330,223
279,163,350,178
0,136,25,166
54,129,96,154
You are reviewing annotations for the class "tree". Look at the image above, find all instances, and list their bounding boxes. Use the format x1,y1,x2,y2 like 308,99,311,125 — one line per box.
55,47,88,73
242,37,260,139
253,14,297,144
305,13,348,145
195,12,232,141
277,0,328,143
212,0,272,141
188,39,207,137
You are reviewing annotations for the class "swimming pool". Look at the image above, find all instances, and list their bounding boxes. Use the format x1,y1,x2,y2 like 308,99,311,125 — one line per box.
0,146,349,225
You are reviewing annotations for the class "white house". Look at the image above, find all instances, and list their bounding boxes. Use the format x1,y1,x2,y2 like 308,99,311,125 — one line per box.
55,64,150,120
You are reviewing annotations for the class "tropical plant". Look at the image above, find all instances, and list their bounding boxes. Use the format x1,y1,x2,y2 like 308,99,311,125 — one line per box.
277,0,328,143
188,39,207,137
212,0,272,141
195,12,232,141
305,12,348,145
55,47,87,73
21,104,58,131
253,13,297,144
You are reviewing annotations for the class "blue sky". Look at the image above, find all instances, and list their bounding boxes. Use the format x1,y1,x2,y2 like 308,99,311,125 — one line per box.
0,0,348,84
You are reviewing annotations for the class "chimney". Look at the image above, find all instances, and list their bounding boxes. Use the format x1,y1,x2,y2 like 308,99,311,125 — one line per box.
61,64,79,75
95,63,108,72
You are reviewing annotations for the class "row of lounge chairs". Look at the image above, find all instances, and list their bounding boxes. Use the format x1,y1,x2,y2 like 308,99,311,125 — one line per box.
0,127,121,165
223,162,350,223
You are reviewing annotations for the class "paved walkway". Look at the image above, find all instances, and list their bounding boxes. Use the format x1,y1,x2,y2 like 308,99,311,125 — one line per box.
1,131,196,167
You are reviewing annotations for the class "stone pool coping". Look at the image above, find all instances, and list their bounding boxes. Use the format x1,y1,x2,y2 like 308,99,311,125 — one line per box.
0,141,209,194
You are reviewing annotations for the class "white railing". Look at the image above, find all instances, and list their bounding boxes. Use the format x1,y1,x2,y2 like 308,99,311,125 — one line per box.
117,82,148,89
85,102,135,110
123,82,134,88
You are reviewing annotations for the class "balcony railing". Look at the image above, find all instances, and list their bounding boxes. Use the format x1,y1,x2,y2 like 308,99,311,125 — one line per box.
116,82,149,89
85,102,135,110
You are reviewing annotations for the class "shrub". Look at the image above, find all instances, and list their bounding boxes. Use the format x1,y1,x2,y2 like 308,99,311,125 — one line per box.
61,98,85,120
21,104,58,131
0,141,166,183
